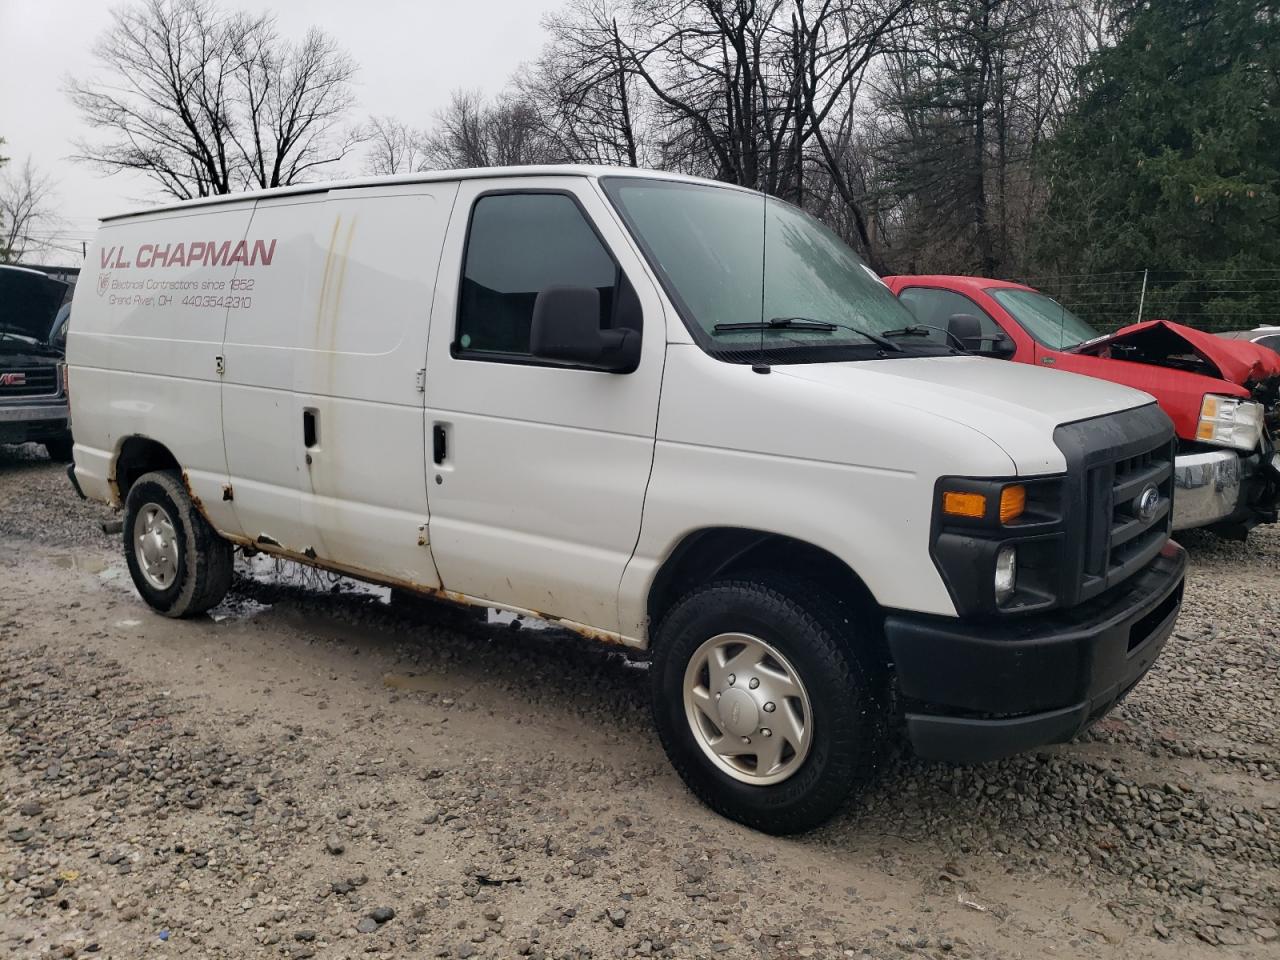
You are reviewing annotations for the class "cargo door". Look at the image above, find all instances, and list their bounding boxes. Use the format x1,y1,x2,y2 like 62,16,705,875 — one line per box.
221,183,456,590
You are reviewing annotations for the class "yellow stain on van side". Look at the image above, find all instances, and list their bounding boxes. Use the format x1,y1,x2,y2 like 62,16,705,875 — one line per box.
317,214,342,325
305,212,358,565
315,214,357,355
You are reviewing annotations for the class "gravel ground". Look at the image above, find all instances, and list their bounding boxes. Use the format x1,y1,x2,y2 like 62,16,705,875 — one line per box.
1,442,1277,959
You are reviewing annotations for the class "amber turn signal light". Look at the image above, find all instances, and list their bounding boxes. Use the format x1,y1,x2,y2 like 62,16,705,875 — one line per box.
942,491,986,518
999,484,1026,524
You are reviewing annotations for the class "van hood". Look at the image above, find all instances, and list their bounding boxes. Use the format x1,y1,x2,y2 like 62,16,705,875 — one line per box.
1074,319,1280,387
774,354,1158,475
0,266,69,349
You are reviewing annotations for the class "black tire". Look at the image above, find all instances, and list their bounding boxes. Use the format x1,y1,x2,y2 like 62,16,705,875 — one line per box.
44,435,74,462
650,575,885,834
123,470,233,618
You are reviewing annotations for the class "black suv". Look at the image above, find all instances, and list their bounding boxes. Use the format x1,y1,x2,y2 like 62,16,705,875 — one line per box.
1,265,73,460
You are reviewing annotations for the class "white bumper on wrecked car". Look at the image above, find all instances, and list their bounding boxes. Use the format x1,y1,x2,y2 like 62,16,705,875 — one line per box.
1174,449,1242,529
1173,447,1280,530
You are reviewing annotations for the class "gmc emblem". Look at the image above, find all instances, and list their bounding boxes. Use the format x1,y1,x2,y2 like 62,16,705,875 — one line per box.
0,372,27,387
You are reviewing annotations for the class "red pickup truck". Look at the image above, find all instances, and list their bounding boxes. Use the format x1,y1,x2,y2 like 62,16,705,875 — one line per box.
884,275,1280,538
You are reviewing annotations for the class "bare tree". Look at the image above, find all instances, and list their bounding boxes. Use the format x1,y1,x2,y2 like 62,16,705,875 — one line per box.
228,23,362,188
521,0,648,166
68,0,362,199
363,0,1115,276
421,90,561,169
529,0,912,264
0,138,8,259
363,116,430,175
864,0,1105,275
0,157,61,264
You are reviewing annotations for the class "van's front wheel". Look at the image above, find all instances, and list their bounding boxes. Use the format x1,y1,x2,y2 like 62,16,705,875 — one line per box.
123,470,233,617
650,576,884,834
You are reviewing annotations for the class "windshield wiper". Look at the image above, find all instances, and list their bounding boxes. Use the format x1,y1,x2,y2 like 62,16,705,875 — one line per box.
712,317,902,351
882,323,966,352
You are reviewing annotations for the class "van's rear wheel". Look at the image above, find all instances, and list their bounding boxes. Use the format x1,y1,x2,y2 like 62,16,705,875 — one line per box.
650,576,884,834
123,470,232,617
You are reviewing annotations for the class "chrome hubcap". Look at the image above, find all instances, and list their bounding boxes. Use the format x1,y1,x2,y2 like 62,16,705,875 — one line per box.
133,503,179,590
682,632,813,785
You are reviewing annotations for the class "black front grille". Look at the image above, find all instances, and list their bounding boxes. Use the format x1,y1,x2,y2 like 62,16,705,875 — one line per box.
1081,439,1175,598
1055,404,1177,608
0,365,59,398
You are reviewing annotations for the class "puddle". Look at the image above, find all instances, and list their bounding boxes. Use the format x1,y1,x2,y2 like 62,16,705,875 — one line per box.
240,553,392,602
382,672,438,693
236,553,554,631
489,609,550,631
209,597,272,623
50,553,111,574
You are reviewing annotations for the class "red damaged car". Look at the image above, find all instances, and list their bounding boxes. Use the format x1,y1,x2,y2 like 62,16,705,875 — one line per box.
883,275,1280,538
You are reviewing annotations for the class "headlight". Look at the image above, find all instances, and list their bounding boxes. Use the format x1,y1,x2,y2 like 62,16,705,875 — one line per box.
1197,395,1263,451
994,544,1017,605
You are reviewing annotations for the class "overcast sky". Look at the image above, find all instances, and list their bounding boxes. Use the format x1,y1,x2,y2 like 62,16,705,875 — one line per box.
0,0,561,265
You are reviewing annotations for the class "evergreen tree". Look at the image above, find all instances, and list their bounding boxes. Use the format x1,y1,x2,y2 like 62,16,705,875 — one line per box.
1037,0,1280,327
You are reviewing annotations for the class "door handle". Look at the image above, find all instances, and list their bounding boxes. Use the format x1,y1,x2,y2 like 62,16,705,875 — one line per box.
432,423,447,464
303,408,319,447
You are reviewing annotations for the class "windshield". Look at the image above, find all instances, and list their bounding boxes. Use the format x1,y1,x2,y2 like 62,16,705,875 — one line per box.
601,178,923,362
989,288,1100,350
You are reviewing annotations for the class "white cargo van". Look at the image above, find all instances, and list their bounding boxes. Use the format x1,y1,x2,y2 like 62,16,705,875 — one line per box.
68,166,1186,832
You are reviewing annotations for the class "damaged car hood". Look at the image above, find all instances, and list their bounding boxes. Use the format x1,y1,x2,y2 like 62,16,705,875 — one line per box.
1075,319,1280,386
0,266,70,347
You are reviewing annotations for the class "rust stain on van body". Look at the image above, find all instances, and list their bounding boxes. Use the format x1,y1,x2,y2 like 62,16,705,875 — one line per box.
180,471,203,512
176,474,639,649
207,527,637,649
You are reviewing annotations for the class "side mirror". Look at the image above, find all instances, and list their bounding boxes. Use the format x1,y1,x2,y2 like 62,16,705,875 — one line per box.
947,313,1014,357
530,286,640,373
989,334,1016,358
946,313,984,351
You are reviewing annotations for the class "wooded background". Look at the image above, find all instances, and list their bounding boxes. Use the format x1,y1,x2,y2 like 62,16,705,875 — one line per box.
6,0,1278,329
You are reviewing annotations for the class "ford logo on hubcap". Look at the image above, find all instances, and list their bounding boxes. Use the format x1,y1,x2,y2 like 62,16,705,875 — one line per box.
1136,484,1161,522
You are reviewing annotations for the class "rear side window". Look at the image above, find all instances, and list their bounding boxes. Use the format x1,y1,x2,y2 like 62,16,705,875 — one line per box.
456,193,617,358
897,287,1006,347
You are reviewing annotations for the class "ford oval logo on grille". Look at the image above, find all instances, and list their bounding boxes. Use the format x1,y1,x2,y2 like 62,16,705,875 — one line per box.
1136,484,1161,523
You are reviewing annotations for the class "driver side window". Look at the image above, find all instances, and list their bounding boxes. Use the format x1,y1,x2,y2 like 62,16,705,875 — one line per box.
898,287,1008,354
455,192,618,359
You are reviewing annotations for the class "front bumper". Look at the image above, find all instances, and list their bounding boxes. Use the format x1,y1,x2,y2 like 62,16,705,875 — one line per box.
1173,449,1243,529
884,541,1186,763
1173,446,1280,531
0,400,69,444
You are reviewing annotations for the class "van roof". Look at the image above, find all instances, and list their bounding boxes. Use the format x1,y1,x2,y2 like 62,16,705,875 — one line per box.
101,165,750,222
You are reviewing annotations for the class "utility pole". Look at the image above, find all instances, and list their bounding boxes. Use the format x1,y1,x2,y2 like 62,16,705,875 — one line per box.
1136,269,1148,323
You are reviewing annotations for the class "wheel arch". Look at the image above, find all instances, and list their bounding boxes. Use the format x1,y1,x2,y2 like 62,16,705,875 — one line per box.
647,527,886,643
112,435,182,504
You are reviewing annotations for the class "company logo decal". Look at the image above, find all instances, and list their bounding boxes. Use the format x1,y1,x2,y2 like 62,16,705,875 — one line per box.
98,238,278,271
0,372,28,387
1136,484,1161,523
97,272,111,296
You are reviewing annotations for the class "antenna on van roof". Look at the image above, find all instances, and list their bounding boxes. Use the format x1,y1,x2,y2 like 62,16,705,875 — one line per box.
753,185,770,375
